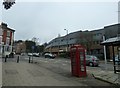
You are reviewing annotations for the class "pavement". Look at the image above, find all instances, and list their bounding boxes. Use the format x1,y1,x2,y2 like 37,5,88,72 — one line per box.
56,58,120,86
1,56,120,86
2,58,88,86
85,60,120,86
87,68,120,86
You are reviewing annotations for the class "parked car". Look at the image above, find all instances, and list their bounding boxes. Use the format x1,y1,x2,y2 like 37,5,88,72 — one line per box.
85,55,99,67
44,53,55,59
28,53,33,56
28,53,40,57
9,52,14,58
21,53,26,56
33,53,40,57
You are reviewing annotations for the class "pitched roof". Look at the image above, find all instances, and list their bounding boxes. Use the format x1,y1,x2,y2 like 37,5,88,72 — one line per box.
0,22,15,32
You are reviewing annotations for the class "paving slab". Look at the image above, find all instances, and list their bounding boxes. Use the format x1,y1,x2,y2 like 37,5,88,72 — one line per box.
92,70,120,85
2,57,117,86
2,61,87,86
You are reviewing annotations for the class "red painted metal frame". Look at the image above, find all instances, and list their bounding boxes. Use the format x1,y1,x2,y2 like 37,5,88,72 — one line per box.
70,45,87,77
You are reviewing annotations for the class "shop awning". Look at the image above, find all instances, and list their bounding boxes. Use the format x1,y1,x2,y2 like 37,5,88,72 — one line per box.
101,36,120,46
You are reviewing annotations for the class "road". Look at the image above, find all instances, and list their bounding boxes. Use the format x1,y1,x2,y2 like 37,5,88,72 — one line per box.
2,55,116,87
20,55,115,71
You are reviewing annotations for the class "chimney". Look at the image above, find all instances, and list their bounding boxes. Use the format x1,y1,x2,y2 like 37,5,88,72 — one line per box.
1,22,7,28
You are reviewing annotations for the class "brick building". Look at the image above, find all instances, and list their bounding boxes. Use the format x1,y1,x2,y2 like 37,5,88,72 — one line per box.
0,23,15,57
14,41,26,54
0,25,2,56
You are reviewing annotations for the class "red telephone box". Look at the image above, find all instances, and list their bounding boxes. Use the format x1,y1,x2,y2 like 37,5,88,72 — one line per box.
70,45,87,77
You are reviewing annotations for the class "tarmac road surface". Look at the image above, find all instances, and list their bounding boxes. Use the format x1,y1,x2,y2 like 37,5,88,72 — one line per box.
2,56,116,87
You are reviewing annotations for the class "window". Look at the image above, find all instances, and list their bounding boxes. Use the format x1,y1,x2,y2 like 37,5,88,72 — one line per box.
70,38,73,40
6,37,10,45
0,29,2,36
96,41,99,44
7,31,10,37
93,41,96,44
0,37,1,43
0,46,1,51
5,46,10,52
61,39,64,41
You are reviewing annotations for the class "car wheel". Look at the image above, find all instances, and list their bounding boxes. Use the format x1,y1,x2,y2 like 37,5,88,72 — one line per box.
89,62,93,67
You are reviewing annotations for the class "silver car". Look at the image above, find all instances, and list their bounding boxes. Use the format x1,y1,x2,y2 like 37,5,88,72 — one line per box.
44,53,55,59
86,55,99,67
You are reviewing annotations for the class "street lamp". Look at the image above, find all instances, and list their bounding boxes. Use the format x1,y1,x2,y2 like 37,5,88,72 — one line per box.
64,29,68,52
58,34,61,56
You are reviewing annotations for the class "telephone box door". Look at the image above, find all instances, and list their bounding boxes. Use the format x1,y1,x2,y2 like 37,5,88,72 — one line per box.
70,47,78,76
78,47,87,77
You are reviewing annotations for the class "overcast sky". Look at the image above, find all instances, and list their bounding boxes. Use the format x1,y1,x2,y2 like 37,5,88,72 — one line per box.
1,0,119,44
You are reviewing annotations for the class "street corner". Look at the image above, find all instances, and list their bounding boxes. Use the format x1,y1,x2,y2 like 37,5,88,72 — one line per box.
86,69,120,85
93,72,120,85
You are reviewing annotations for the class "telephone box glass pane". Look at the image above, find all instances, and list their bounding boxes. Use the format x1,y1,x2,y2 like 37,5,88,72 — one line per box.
80,51,85,71
71,50,76,66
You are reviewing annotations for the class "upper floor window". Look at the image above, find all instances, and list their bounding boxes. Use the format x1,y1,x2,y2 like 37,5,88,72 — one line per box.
7,31,10,37
94,33,102,36
98,33,102,36
0,29,2,36
0,36,2,44
70,38,74,40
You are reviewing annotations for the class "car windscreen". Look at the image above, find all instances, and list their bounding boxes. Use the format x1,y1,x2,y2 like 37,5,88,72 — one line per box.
91,56,98,60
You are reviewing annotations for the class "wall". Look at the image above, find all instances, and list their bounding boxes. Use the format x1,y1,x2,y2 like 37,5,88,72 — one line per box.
0,27,2,56
1,23,15,57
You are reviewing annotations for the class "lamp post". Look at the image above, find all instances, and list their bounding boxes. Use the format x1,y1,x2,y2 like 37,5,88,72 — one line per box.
64,29,68,52
58,34,61,56
103,35,107,70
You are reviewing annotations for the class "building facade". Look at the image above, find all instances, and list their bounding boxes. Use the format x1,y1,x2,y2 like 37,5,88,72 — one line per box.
45,31,81,54
0,25,2,56
0,23,15,57
45,23,119,60
15,41,26,54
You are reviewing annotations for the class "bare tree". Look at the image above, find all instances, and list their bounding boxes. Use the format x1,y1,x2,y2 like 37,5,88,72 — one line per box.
76,31,93,54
